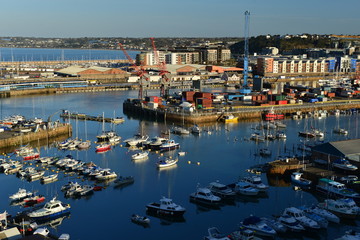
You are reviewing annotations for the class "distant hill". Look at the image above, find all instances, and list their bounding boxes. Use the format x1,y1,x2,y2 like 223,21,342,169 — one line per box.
229,35,332,55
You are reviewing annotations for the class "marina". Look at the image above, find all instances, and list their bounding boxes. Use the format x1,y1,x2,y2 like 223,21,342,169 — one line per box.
0,89,359,240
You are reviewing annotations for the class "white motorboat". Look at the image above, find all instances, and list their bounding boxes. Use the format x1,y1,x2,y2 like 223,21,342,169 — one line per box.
290,172,312,187
172,126,190,135
260,217,287,233
189,187,221,205
276,131,287,139
9,188,33,201
318,199,358,219
28,197,70,220
124,134,149,146
156,157,178,168
41,174,58,183
337,198,360,215
131,214,150,225
146,197,186,217
242,175,269,192
95,170,117,181
159,139,180,151
240,215,277,237
335,230,360,240
147,136,168,150
207,181,236,199
283,207,321,230
332,158,358,171
277,214,305,232
204,227,231,240
333,128,348,135
296,206,328,228
304,205,340,223
233,181,259,196
131,151,149,160
77,140,91,149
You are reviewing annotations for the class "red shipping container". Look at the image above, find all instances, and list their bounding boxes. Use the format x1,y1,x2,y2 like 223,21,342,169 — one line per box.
327,92,335,98
277,100,288,105
149,96,159,103
268,101,276,105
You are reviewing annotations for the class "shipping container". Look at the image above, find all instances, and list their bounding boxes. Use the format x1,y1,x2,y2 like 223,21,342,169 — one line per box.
182,91,196,102
147,102,158,109
326,92,335,98
276,100,288,105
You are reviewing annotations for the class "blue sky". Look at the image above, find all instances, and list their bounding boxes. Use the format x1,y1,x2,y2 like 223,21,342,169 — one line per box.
1,0,359,38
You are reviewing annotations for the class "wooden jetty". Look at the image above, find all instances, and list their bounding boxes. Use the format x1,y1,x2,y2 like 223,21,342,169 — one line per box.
60,110,124,124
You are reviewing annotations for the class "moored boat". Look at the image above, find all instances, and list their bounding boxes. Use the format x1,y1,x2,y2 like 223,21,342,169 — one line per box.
131,214,150,225
207,181,236,199
240,215,277,237
290,172,312,187
146,197,186,217
315,178,360,201
159,139,180,151
318,199,358,219
28,197,70,220
156,157,178,168
9,188,33,201
189,187,221,205
114,176,135,187
131,151,149,160
204,227,231,240
332,158,358,171
95,143,111,152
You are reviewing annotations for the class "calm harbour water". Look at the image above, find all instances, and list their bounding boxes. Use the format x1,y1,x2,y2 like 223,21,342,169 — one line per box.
0,89,359,240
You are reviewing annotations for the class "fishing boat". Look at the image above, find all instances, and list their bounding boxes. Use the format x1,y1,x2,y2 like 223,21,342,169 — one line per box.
159,139,180,151
207,181,236,199
146,197,186,217
332,158,358,171
9,188,33,201
156,157,178,168
189,187,221,205
240,215,277,237
290,172,312,187
28,197,70,220
315,178,360,201
318,199,358,219
131,151,149,160
204,227,231,240
131,214,150,225
263,108,284,121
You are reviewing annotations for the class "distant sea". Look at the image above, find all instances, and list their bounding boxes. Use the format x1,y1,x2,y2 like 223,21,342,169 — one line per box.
0,47,139,62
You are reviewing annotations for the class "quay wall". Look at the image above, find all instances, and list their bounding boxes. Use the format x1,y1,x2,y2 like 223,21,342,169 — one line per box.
0,124,72,151
124,100,360,124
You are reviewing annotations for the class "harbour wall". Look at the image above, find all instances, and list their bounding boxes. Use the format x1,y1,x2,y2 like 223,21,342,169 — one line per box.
0,124,72,152
124,100,360,124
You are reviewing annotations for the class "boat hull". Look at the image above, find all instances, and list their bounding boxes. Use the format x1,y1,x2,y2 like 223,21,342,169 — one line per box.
28,208,70,220
146,204,185,217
